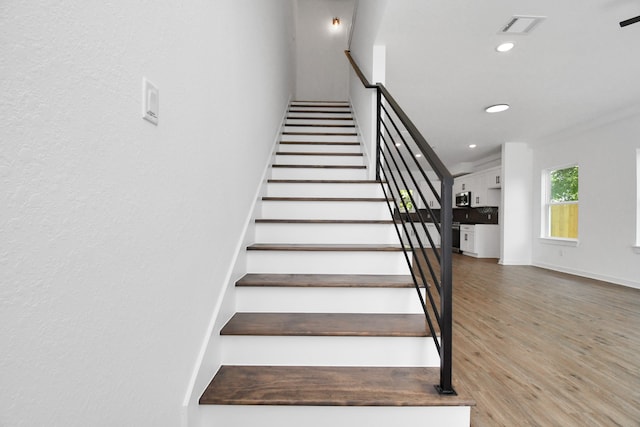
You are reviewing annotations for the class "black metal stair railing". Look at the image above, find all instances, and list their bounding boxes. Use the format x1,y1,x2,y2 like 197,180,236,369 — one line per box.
345,50,456,395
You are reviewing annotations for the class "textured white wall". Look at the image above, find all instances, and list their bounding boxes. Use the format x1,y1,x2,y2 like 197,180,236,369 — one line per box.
0,1,294,426
295,0,355,101
531,106,640,288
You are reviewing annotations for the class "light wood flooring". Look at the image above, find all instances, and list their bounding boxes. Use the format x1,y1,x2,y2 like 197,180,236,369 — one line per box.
442,254,640,426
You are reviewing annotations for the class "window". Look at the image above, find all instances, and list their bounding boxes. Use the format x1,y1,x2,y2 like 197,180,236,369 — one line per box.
399,189,415,212
545,165,579,239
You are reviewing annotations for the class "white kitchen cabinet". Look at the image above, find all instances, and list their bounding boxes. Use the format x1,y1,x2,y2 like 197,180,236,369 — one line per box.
455,167,501,208
401,223,441,248
486,166,502,189
460,224,499,258
460,225,475,253
419,179,441,209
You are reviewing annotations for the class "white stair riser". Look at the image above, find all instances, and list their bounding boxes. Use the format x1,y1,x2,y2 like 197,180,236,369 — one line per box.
266,183,384,198
255,223,399,244
274,154,364,166
289,107,351,113
200,405,471,427
236,287,424,314
220,336,439,367
283,126,356,134
261,200,391,220
281,134,359,143
271,167,367,180
285,119,355,126
278,143,361,154
287,111,352,118
247,251,410,275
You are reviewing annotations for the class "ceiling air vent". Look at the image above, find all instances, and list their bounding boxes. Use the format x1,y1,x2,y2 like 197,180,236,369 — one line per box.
500,16,546,34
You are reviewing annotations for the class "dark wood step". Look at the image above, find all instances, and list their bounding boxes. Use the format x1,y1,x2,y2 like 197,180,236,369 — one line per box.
282,131,357,136
247,243,403,252
221,313,428,337
288,110,352,114
255,219,394,224
200,365,474,406
279,141,360,146
261,197,390,202
272,164,366,169
236,273,414,288
267,179,384,184
276,152,363,156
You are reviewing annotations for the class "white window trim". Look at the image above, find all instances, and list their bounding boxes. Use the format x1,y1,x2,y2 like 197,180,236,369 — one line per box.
539,237,579,247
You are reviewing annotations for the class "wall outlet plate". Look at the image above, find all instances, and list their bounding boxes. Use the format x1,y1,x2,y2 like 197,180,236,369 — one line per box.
142,78,159,125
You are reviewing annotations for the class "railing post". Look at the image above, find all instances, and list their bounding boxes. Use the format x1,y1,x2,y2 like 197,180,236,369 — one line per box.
437,176,456,395
375,87,382,181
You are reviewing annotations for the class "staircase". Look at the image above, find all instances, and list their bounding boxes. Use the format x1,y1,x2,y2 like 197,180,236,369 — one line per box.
198,101,473,426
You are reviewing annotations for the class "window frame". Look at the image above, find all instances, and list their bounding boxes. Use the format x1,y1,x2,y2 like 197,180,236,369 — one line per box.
541,164,579,244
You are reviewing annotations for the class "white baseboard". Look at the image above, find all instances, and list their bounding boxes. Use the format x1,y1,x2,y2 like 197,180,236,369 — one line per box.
533,262,640,290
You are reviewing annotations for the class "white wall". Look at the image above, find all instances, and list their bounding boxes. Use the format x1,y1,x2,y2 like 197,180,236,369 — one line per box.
348,0,389,176
295,0,355,101
0,2,295,426
531,105,640,288
500,143,533,265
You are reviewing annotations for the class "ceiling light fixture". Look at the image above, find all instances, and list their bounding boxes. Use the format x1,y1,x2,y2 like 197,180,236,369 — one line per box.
415,153,422,158
485,104,510,113
496,42,515,53
332,17,340,27
469,144,477,149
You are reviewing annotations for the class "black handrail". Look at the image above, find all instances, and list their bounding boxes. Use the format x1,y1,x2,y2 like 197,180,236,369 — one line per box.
345,50,456,395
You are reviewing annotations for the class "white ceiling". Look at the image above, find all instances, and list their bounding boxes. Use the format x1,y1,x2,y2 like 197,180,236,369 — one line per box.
373,0,640,170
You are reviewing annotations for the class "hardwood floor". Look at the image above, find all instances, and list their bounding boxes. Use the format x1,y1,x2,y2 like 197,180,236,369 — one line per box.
442,254,640,426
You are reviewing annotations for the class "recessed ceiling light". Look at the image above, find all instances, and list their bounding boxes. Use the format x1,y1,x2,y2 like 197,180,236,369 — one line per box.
496,42,514,52
469,144,477,149
395,143,401,147
485,104,510,113
415,153,422,158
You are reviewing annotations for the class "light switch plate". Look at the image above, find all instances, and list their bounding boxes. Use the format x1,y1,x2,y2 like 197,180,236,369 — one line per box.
142,78,159,125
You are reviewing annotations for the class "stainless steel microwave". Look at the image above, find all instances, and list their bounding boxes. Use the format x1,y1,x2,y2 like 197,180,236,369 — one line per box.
455,191,471,207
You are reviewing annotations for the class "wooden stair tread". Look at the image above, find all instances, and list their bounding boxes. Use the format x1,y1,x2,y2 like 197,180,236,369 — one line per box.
236,273,414,288
200,366,474,406
247,243,403,252
262,197,390,202
284,124,356,128
288,110,351,114
272,164,366,169
221,313,428,337
282,131,357,136
276,151,363,156
255,219,393,224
